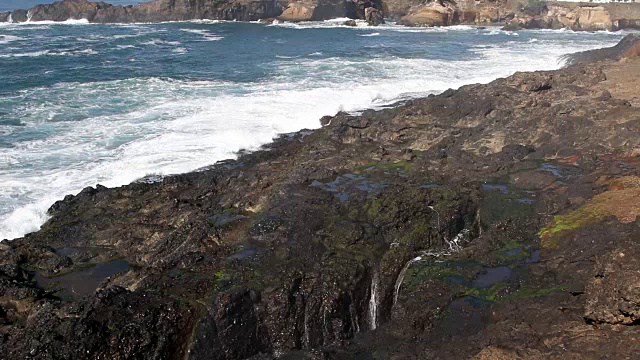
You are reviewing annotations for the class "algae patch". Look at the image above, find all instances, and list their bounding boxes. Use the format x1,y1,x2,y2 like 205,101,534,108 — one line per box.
539,185,640,248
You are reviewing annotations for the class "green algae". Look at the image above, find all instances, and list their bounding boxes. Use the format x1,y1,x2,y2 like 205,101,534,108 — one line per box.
538,205,606,248
495,240,532,263
402,261,469,291
463,282,511,302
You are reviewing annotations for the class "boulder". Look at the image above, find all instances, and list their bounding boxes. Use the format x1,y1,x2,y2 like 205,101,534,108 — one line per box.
28,0,110,22
278,1,315,21
398,1,457,27
277,0,359,22
365,6,384,26
0,12,10,22
10,9,28,22
573,6,613,31
343,19,357,26
585,247,640,325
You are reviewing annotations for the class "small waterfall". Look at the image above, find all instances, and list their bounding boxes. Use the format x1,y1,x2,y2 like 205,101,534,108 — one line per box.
302,304,310,348
368,270,379,330
445,229,469,253
7,13,13,23
393,256,423,306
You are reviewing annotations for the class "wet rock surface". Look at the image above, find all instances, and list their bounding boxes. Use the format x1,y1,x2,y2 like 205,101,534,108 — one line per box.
2,38,640,359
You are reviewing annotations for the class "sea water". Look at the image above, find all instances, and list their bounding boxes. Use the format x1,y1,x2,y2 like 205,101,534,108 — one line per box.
0,19,626,240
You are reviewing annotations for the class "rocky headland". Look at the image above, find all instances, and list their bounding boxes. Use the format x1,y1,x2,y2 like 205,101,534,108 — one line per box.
2,0,640,30
1,35,640,359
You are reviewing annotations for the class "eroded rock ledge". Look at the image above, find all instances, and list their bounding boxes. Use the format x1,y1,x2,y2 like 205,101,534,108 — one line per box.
1,36,640,359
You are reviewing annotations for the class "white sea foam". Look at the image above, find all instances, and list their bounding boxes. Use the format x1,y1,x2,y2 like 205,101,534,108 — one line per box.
0,18,93,26
0,34,22,44
0,25,624,241
142,38,182,46
0,48,97,58
179,28,224,41
360,32,380,37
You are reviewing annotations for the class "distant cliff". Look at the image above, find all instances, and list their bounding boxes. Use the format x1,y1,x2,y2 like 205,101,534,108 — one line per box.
1,0,283,23
505,1,640,31
1,0,640,30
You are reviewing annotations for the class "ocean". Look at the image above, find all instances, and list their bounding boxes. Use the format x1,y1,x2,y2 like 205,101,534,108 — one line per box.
0,19,626,240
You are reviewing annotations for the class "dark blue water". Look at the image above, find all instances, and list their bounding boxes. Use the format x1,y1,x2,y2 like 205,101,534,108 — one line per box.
0,19,626,240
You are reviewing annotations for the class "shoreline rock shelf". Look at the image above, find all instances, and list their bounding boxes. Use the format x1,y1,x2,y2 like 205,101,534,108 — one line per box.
1,35,640,359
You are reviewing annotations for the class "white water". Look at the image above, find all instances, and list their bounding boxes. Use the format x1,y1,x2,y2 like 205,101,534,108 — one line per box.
0,24,625,240
369,269,379,330
393,256,423,306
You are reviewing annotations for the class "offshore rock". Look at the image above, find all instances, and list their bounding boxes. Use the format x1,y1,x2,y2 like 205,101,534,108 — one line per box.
365,6,384,25
277,0,379,22
398,0,458,27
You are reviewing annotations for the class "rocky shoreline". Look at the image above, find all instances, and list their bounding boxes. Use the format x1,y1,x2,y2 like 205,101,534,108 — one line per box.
2,0,640,31
0,35,639,359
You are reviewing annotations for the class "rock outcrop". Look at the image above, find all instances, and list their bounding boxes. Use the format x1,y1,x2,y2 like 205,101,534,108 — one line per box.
6,0,283,23
1,36,640,359
2,0,640,30
398,0,457,26
504,1,640,31
365,6,384,25
277,0,383,22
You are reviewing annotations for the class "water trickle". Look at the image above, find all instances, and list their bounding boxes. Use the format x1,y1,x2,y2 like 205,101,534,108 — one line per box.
303,304,310,348
446,229,469,253
369,270,379,330
393,256,422,306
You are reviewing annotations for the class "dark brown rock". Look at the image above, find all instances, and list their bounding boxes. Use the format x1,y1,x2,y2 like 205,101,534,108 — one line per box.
2,36,640,360
365,6,384,25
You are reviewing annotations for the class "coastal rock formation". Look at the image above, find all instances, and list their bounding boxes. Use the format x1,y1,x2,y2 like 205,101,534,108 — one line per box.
1,36,640,359
276,0,383,22
398,0,457,26
2,0,640,30
504,1,640,31
12,0,284,23
278,1,315,21
365,6,384,25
